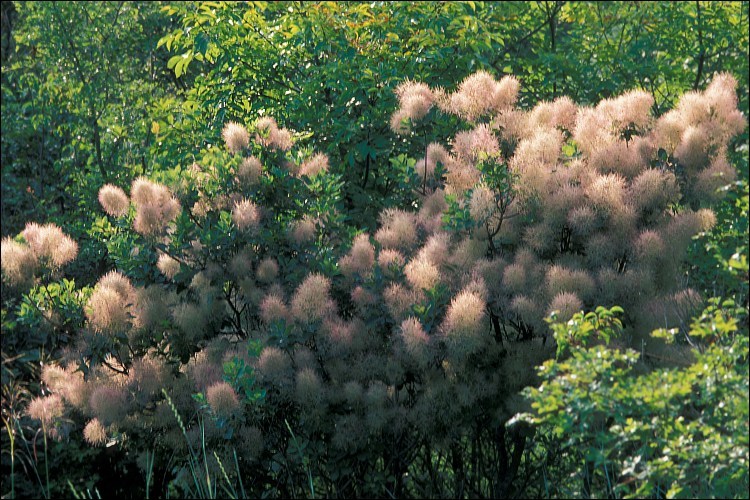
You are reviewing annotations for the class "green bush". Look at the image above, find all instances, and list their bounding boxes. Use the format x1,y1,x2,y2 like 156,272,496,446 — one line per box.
516,292,748,498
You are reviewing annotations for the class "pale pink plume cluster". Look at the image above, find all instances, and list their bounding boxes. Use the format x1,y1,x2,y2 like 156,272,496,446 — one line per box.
298,152,330,177
222,121,250,154
86,270,136,334
232,198,260,231
254,116,294,151
441,287,487,358
21,222,78,268
236,156,263,187
130,177,181,236
156,253,181,279
291,273,336,323
390,80,437,134
1,222,78,288
414,143,449,183
256,257,279,283
439,70,520,122
98,184,130,217
339,233,376,278
206,381,241,417
83,418,107,446
288,216,317,245
375,209,419,252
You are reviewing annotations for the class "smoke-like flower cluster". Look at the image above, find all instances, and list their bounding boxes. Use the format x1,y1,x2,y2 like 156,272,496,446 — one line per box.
255,116,294,151
390,80,436,134
157,253,181,279
291,273,336,323
339,234,375,278
232,198,260,231
441,288,486,358
86,271,136,334
236,156,263,187
98,184,130,217
1,236,38,288
206,381,241,418
222,122,250,154
21,222,78,269
131,177,181,236
299,152,330,177
83,418,107,446
439,71,520,122
27,394,64,428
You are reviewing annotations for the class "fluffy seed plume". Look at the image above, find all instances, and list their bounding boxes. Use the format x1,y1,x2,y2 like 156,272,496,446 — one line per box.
237,156,263,187
375,209,418,251
98,184,130,217
441,289,486,358
404,255,440,291
86,271,135,334
288,217,317,245
21,222,78,268
399,317,431,365
469,184,498,224
548,291,583,322
447,71,512,122
291,273,335,323
295,368,323,407
299,153,330,177
384,283,416,321
27,395,64,428
257,346,292,385
206,382,241,418
89,385,128,426
1,237,38,288
693,155,737,203
567,206,599,237
254,116,294,151
157,253,180,280
260,293,289,324
256,258,279,283
232,198,260,231
586,173,626,211
83,418,108,446
130,178,181,236
390,80,435,134
546,266,596,303
630,169,680,214
417,232,451,267
339,234,375,278
222,121,250,154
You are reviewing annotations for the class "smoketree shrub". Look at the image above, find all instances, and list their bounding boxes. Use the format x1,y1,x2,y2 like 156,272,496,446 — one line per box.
156,2,749,233
1,70,745,498
391,70,745,351
1,223,87,382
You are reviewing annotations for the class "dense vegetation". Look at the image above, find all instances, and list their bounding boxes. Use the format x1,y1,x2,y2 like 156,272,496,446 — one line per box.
1,2,748,499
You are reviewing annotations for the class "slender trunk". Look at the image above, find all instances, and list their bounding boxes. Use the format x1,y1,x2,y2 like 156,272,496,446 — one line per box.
582,459,594,498
451,443,465,499
495,424,530,497
490,311,505,345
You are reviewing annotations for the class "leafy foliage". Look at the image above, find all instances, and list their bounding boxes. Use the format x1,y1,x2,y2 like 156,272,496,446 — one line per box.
517,290,749,498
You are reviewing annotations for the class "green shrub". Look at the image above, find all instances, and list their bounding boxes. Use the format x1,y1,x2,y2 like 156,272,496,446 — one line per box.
516,291,748,498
